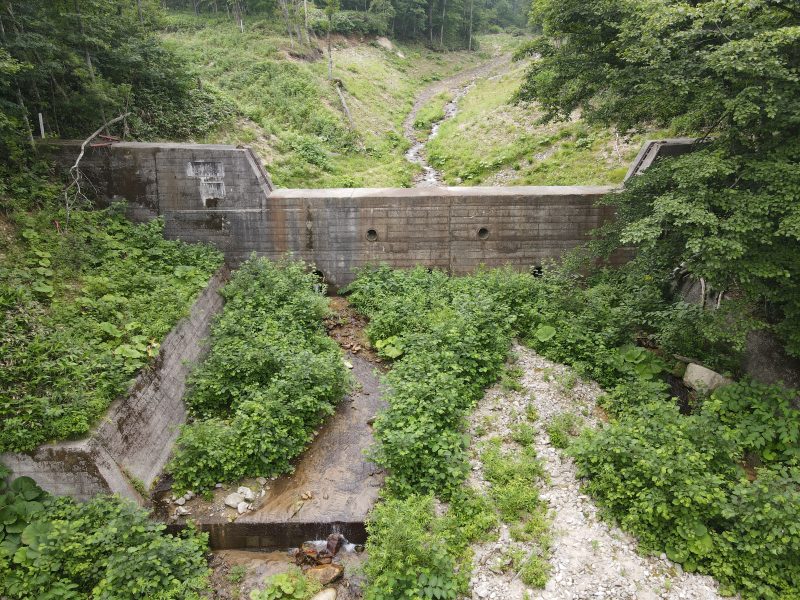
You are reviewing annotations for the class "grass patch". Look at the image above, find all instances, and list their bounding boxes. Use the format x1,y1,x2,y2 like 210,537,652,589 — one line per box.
427,61,669,186
545,413,583,449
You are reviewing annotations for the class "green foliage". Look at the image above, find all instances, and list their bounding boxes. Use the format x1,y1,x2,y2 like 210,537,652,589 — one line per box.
169,257,349,491
0,0,232,160
704,381,800,465
347,266,538,498
481,438,545,521
0,479,210,599
520,0,800,357
571,379,800,598
544,413,582,449
0,190,223,452
364,493,493,600
251,569,321,600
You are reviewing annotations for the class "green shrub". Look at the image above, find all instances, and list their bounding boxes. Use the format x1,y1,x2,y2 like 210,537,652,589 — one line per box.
544,413,583,449
347,266,532,497
0,199,223,452
251,569,321,600
571,383,800,598
169,257,349,491
364,495,470,600
0,477,210,599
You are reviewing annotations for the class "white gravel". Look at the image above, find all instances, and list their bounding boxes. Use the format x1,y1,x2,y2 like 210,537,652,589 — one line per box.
465,344,734,600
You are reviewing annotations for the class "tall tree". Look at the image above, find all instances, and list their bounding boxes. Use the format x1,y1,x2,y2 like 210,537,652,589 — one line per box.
519,0,800,356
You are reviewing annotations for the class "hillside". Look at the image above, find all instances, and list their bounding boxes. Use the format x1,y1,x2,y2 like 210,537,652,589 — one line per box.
162,14,519,187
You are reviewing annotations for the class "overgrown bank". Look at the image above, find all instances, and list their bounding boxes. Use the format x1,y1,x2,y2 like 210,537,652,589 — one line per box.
0,469,211,599
0,174,223,452
344,261,798,599
169,258,350,492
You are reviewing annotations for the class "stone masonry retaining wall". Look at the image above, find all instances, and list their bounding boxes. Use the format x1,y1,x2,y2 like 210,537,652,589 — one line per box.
1,266,228,503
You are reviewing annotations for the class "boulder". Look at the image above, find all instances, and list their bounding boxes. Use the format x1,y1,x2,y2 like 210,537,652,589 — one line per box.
310,590,337,600
683,363,733,392
237,486,255,502
306,564,344,586
224,492,245,509
237,501,249,514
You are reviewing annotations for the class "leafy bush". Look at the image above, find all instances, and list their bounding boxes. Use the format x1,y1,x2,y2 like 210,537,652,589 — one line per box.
0,198,223,452
571,381,800,598
251,569,321,600
364,494,485,600
0,476,210,599
346,266,534,497
169,257,349,491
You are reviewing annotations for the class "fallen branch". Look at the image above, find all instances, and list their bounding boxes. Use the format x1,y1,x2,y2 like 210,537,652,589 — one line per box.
63,112,129,229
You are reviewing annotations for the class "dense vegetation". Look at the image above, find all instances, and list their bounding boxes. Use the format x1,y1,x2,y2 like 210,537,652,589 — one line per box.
165,0,530,50
0,0,233,162
519,263,800,598
168,258,349,491
0,470,211,599
519,0,800,358
347,258,799,599
346,265,537,497
0,175,222,452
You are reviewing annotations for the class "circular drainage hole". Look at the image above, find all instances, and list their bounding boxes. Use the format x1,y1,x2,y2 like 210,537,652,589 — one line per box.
366,229,378,241
478,227,490,240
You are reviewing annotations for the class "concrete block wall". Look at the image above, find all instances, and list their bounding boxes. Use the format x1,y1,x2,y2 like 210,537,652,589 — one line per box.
44,140,687,287
1,267,228,503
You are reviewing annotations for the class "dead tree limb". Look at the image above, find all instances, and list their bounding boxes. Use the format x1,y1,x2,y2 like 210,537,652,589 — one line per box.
63,112,129,229
335,82,354,131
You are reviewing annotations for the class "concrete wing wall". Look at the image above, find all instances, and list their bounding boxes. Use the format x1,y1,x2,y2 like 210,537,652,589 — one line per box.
1,267,228,503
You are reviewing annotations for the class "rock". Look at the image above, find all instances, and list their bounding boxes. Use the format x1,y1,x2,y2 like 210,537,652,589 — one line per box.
326,533,345,556
175,506,191,516
237,501,249,514
184,490,195,500
310,589,337,600
215,482,223,488
344,360,354,369
396,51,405,58
375,36,393,50
306,564,344,586
256,477,267,486
174,497,186,506
224,492,245,509
301,490,314,501
683,363,733,392
474,582,490,598
237,486,256,502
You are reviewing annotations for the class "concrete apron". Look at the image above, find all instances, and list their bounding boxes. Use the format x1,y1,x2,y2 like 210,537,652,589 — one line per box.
166,351,385,549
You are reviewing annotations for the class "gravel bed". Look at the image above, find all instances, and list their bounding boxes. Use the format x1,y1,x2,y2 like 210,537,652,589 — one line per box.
465,344,734,600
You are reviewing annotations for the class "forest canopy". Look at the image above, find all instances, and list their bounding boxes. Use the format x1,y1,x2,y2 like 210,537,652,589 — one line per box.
519,0,800,357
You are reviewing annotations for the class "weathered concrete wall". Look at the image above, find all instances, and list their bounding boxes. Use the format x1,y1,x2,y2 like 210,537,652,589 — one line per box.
1,267,228,502
45,140,695,287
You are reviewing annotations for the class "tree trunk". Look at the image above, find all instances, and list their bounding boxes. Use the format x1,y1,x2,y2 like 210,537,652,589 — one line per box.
136,0,143,24
278,0,295,47
467,0,473,51
440,0,447,48
327,14,333,80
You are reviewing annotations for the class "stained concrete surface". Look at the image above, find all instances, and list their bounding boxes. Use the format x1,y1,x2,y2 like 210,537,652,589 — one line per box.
241,351,385,526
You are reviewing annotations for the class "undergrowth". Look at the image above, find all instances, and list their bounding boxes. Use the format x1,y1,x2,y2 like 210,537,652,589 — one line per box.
0,470,210,599
168,257,349,491
351,261,799,599
0,175,223,452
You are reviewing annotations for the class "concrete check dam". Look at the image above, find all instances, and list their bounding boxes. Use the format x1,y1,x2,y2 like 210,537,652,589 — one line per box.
0,137,697,551
44,138,694,289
